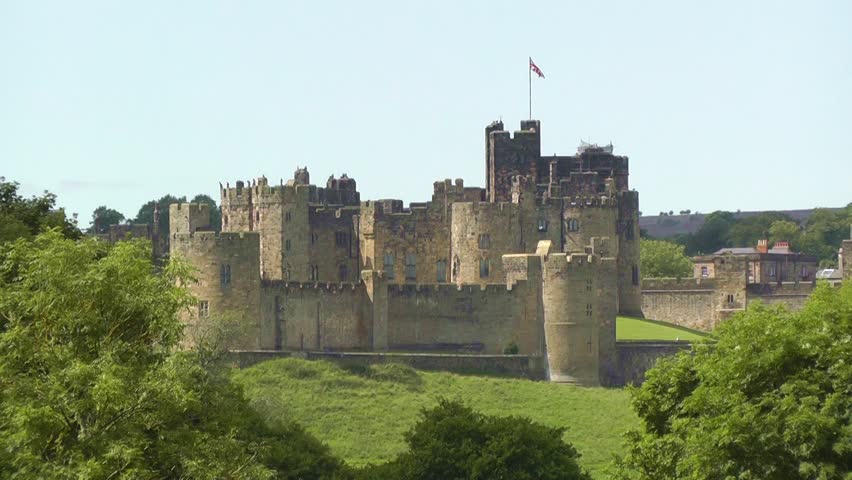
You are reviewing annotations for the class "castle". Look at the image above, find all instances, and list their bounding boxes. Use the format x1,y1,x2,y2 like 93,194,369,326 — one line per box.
169,119,648,386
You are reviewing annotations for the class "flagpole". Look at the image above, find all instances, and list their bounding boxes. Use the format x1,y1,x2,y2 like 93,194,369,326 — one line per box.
528,58,532,119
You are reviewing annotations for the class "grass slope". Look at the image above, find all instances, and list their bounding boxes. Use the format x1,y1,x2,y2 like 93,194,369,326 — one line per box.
234,359,637,478
617,315,711,341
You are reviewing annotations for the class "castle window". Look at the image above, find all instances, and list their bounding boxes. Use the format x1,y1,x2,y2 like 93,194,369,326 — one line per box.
338,265,348,282
285,239,291,251
285,211,292,222
436,260,447,283
220,264,231,287
632,265,639,286
768,264,776,276
309,265,319,282
256,211,260,222
478,234,491,249
585,279,592,292
586,303,593,317
568,218,580,232
198,300,209,318
311,233,318,245
537,218,548,232
800,265,808,278
223,215,229,227
384,253,395,280
726,294,734,304
335,232,348,248
700,266,709,277
405,253,417,281
479,258,490,278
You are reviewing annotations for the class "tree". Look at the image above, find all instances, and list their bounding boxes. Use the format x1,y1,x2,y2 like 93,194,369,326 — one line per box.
361,399,591,480
0,177,80,243
640,239,693,279
90,205,126,233
0,231,349,479
768,219,801,247
191,194,222,232
612,283,852,479
726,212,793,248
134,194,186,238
683,210,735,255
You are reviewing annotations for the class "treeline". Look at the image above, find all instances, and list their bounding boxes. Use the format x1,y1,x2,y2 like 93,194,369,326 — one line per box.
652,205,852,267
91,193,222,237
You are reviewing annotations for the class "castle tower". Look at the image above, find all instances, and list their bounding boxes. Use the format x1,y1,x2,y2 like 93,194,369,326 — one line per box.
539,240,617,385
486,120,541,202
169,203,262,349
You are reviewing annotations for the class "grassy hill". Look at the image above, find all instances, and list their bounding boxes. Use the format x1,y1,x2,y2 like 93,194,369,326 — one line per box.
234,359,638,478
617,315,711,341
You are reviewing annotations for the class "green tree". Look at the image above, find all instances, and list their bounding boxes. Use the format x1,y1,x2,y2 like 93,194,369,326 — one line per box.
134,194,186,238
190,193,222,232
0,231,349,479
90,205,126,233
0,177,80,243
684,211,735,255
726,212,793,247
612,283,852,479
361,399,591,480
799,206,852,266
640,239,693,279
768,219,801,247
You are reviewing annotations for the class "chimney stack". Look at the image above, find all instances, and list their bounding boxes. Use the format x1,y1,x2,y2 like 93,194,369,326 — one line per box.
773,241,790,253
756,239,769,254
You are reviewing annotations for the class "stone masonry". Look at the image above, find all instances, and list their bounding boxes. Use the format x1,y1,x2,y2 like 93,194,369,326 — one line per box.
170,119,643,386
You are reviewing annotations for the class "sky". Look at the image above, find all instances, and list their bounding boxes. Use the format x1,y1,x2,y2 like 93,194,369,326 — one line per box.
1,1,850,228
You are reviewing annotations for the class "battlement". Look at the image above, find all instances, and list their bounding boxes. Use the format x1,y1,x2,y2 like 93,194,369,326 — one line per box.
170,202,212,235
387,282,523,295
171,230,259,245
263,279,363,292
563,194,614,208
361,199,433,220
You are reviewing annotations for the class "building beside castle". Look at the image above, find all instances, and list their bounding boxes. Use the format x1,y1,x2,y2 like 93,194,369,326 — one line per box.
169,119,647,386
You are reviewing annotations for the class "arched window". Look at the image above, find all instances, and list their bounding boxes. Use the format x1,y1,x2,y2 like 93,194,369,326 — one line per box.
436,260,447,283
568,218,580,232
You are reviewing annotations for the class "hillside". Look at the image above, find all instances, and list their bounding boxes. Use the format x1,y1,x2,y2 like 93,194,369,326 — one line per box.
234,359,638,478
639,207,842,239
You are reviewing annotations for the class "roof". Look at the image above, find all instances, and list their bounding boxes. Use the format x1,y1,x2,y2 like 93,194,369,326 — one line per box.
816,269,843,280
712,247,806,256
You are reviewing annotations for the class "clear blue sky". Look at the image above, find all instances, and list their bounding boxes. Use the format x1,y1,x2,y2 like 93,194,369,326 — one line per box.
2,1,850,227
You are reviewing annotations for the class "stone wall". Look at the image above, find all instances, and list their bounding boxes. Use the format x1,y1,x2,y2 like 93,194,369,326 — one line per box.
641,278,718,331
170,230,262,349
611,341,692,386
386,282,540,355
746,282,815,310
259,280,370,351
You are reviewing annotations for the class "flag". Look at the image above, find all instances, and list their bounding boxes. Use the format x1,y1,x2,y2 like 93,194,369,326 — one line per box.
529,57,545,78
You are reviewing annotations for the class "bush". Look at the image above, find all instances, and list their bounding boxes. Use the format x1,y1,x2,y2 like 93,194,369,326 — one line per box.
358,399,591,480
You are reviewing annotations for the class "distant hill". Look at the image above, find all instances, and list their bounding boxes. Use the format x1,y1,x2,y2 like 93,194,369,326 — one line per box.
640,208,843,239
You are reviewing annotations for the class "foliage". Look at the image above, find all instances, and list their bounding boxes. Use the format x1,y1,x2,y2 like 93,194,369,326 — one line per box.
640,239,693,279
191,194,222,232
134,194,186,238
683,210,735,255
667,205,852,265
612,283,852,479
234,359,638,478
90,205,126,233
133,194,222,238
0,177,80,243
0,231,349,479
359,399,592,480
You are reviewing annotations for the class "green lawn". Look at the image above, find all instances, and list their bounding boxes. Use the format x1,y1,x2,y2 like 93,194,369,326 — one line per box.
617,316,711,341
234,359,637,478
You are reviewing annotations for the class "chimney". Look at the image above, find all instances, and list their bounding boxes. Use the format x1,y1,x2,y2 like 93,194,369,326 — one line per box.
773,241,790,253
756,239,769,254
